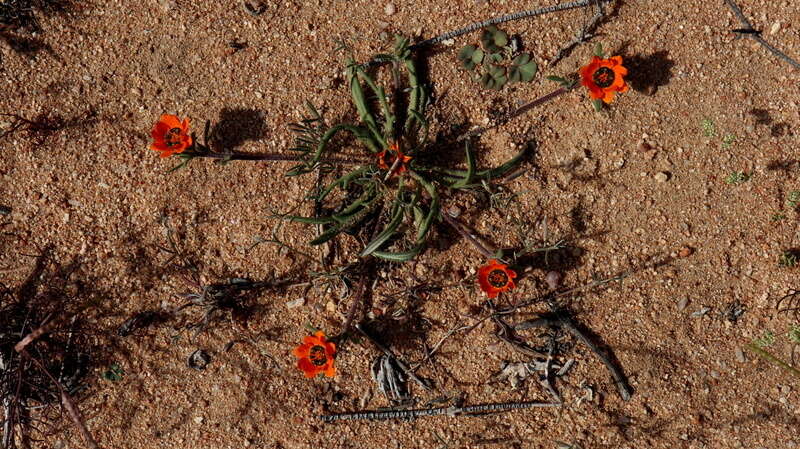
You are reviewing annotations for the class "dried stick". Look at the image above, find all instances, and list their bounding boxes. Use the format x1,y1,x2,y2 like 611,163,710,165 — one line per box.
320,400,560,422
15,351,100,449
515,314,632,401
355,324,432,391
550,0,607,66
723,0,800,70
457,86,574,141
411,0,609,49
440,211,497,260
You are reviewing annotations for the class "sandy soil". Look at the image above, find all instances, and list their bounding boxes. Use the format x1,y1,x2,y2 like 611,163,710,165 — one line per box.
2,0,800,448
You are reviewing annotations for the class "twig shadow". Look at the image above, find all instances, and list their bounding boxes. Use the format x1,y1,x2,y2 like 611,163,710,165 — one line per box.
750,108,791,137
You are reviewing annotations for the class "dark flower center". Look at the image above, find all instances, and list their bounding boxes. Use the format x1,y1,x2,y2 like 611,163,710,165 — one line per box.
165,127,183,147
309,345,328,366
487,269,509,288
592,67,615,88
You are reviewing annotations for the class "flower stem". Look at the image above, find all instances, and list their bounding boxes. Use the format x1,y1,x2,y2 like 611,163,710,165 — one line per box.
440,210,498,260
459,85,573,141
745,343,800,379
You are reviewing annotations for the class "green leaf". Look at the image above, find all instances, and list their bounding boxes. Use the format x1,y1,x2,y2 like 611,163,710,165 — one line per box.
360,203,405,257
472,48,484,64
372,245,423,262
452,141,476,188
286,215,336,224
512,53,530,65
592,99,603,111
310,227,343,246
547,75,565,83
518,61,537,82
593,42,605,58
458,45,475,60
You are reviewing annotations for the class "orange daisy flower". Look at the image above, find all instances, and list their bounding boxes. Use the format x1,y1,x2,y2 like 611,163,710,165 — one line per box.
292,330,336,378
150,114,193,158
477,259,517,299
579,55,628,104
376,142,412,176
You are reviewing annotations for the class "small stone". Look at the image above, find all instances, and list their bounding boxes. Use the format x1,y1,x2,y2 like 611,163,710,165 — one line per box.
285,297,305,309
638,141,653,152
447,205,461,217
545,271,563,290
654,171,670,183
188,349,211,370
326,301,337,313
442,38,455,46
735,347,746,363
770,21,781,35
384,3,395,15
193,416,204,425
677,297,689,311
678,246,693,258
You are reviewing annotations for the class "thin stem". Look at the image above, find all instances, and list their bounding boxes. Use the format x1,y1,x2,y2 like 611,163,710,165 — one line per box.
745,343,800,379
723,0,800,69
459,86,572,141
440,210,497,260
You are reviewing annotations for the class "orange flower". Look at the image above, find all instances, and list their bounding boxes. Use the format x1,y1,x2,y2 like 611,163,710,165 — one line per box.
477,259,517,298
150,114,193,158
376,142,412,176
292,330,336,378
579,55,628,104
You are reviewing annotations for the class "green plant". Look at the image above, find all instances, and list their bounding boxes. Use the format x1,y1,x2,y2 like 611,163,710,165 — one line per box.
722,134,736,148
457,26,538,90
701,118,716,137
779,251,798,268
787,190,800,210
771,213,787,222
746,328,800,380
101,363,125,382
287,36,526,262
725,171,751,185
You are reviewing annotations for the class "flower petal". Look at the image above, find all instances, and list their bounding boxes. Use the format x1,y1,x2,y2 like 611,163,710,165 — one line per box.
181,117,191,133
298,358,318,378
293,344,311,358
151,121,171,141
324,363,336,378
159,114,182,129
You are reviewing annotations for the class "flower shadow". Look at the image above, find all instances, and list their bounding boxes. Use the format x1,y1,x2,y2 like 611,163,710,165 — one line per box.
208,107,268,152
750,108,791,138
623,50,675,95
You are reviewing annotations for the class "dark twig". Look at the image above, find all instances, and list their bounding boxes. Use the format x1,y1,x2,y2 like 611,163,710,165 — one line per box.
550,0,606,66
320,400,560,422
723,0,800,70
457,86,574,141
440,210,498,260
356,323,432,391
515,313,632,401
411,0,609,49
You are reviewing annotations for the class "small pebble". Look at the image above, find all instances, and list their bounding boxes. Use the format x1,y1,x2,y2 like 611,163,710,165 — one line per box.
638,141,653,152
735,347,746,363
770,21,781,35
654,171,670,183
384,3,395,15
188,349,211,370
678,246,693,258
447,205,461,217
545,271,563,290
677,297,689,311
285,297,305,309
691,307,710,318
193,416,204,425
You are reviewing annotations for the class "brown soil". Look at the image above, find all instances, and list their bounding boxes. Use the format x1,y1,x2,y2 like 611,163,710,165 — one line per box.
2,0,800,448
